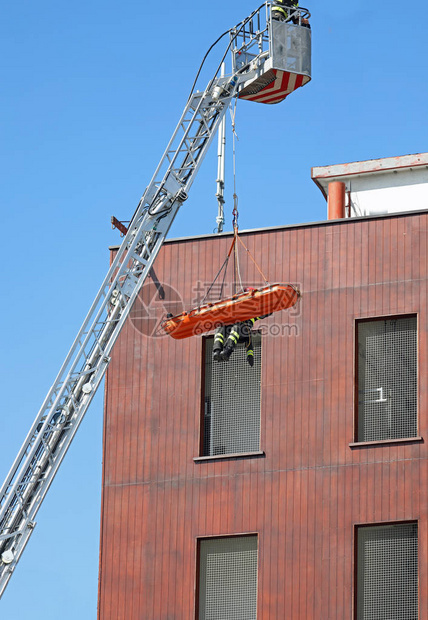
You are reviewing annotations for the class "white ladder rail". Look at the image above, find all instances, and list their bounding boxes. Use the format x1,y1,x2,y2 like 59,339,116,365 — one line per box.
0,80,236,598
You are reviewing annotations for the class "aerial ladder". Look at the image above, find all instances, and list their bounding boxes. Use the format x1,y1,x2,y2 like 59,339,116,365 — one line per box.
0,1,311,597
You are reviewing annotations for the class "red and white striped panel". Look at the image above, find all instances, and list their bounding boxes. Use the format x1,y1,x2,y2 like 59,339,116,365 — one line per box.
239,70,309,105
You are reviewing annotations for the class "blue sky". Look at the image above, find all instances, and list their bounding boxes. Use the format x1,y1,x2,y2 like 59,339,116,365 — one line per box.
1,0,428,617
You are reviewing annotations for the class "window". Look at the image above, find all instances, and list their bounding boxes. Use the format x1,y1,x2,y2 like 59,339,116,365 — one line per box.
356,522,418,620
202,334,261,456
198,535,258,620
356,316,417,442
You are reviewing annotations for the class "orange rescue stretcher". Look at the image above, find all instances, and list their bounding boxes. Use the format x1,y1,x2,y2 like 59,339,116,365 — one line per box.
161,284,300,340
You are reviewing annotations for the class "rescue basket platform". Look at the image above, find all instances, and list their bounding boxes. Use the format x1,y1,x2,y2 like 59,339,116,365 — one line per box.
161,284,300,340
235,15,311,105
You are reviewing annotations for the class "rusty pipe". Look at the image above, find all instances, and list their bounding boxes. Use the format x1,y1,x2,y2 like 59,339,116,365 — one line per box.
327,181,346,220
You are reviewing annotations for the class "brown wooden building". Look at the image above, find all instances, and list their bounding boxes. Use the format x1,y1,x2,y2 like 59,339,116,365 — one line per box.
98,155,428,619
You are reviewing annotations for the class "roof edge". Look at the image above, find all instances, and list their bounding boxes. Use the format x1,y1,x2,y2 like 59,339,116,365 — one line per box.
311,152,428,201
312,152,428,181
109,208,428,251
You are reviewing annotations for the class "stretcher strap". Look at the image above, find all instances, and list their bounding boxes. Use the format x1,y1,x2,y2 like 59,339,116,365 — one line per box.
236,233,269,285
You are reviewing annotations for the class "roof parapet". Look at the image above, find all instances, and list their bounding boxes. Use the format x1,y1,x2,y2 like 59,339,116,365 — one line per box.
312,153,428,219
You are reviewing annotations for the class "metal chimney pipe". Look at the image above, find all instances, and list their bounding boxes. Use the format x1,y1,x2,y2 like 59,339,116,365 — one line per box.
328,181,346,219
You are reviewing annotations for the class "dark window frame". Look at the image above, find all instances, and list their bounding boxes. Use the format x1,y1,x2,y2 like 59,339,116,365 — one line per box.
195,533,259,620
354,520,419,620
352,314,419,445
197,332,263,459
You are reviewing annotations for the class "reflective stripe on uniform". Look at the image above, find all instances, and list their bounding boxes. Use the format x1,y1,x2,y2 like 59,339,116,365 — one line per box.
272,0,298,15
214,333,224,342
272,6,287,16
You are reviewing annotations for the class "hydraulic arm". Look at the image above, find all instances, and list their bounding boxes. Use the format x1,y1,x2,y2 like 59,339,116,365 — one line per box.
0,1,311,596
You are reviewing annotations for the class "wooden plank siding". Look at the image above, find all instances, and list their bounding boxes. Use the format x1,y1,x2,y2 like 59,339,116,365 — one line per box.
98,211,428,619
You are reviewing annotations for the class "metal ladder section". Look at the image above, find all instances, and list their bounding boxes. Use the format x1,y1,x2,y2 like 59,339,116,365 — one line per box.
0,2,281,596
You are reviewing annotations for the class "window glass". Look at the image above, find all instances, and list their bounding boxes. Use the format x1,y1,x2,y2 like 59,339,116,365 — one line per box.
198,536,258,620
357,522,418,619
357,317,417,441
203,334,261,456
